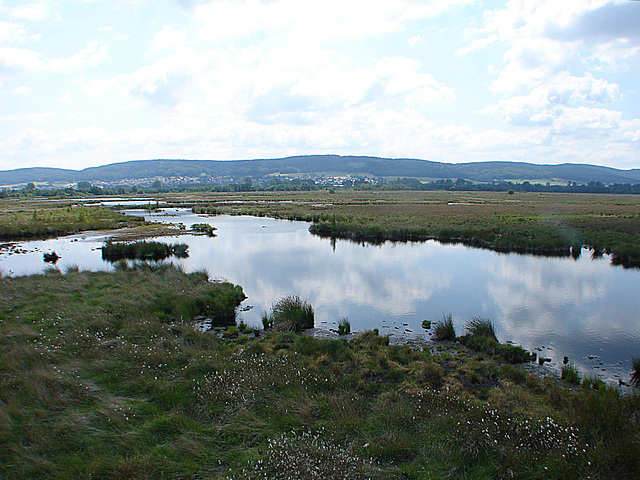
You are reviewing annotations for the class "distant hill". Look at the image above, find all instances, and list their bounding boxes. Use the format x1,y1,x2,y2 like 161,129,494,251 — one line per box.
2,155,640,186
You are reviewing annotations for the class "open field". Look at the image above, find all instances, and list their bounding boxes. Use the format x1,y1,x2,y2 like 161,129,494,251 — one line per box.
183,190,640,266
1,267,639,478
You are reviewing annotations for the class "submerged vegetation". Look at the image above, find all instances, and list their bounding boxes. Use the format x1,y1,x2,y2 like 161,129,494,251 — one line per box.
1,270,639,478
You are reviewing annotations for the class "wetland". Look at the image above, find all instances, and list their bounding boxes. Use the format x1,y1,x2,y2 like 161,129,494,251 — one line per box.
1,190,640,478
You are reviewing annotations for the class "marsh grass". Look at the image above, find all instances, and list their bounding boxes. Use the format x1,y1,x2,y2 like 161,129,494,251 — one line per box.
0,204,145,240
432,314,456,341
190,223,216,236
458,316,533,364
101,240,189,261
1,270,640,479
562,363,582,385
337,317,351,335
264,295,315,332
630,357,640,388
464,316,497,340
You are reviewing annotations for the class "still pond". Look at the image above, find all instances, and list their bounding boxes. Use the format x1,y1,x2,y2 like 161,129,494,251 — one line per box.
1,208,639,384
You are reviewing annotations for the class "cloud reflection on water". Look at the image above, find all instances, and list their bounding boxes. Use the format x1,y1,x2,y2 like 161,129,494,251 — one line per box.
2,213,639,382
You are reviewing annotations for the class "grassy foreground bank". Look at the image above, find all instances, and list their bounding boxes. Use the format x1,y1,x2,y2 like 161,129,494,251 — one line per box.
1,269,639,479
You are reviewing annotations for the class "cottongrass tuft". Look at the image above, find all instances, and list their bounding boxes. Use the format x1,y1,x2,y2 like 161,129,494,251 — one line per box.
234,429,390,480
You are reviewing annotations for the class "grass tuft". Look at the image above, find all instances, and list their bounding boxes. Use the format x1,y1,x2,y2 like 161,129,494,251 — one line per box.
631,357,640,388
64,263,81,273
561,363,581,385
464,316,497,340
337,317,351,335
432,314,456,341
264,295,315,333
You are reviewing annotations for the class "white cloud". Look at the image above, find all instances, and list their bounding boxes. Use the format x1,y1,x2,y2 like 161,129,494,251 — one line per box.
552,106,621,136
151,25,187,52
408,34,422,48
0,41,108,72
0,0,638,170
9,3,51,21
194,0,473,43
485,72,619,125
0,20,30,43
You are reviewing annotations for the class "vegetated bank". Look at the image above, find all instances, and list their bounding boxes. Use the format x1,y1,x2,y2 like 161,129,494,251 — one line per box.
188,190,640,268
101,240,189,262
0,200,147,241
1,268,639,479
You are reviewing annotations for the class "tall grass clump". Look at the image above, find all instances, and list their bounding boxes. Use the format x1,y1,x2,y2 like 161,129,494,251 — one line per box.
263,295,314,332
561,363,581,385
630,357,640,388
432,314,456,341
337,317,351,335
464,316,497,340
459,316,534,364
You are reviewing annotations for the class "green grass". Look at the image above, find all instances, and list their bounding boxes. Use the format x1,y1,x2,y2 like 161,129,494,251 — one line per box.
432,314,456,341
630,357,640,389
0,202,146,240
464,316,497,340
101,240,189,261
337,317,351,335
562,363,582,385
1,271,640,478
263,295,315,332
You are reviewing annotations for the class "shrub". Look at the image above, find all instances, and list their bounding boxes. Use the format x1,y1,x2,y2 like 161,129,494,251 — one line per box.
265,295,315,332
337,317,351,335
464,316,497,340
432,314,456,341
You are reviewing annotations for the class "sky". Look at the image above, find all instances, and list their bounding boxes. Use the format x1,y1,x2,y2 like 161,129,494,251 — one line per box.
0,0,639,172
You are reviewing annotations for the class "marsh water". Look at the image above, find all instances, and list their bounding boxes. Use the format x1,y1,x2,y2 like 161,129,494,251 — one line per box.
1,208,639,384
